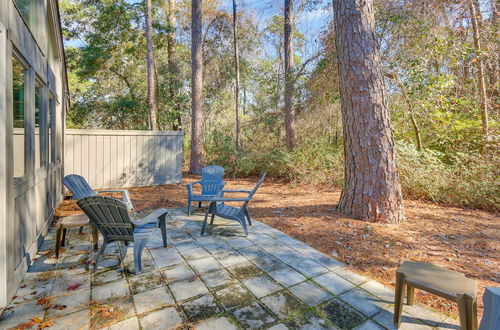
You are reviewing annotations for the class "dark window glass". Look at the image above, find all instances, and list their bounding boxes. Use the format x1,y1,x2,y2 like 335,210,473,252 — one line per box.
14,0,31,24
35,83,42,169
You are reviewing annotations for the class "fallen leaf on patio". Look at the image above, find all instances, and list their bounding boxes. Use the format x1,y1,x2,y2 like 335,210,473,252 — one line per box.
37,298,50,307
53,304,67,310
188,274,200,282
38,320,55,329
39,251,53,256
67,283,82,291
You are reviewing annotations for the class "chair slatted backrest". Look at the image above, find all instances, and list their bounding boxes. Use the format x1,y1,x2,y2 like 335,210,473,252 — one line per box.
63,174,96,200
241,173,267,209
201,165,225,195
77,196,134,242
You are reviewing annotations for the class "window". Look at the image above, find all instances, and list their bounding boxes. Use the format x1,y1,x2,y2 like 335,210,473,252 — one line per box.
12,57,27,178
35,82,42,169
14,0,32,26
48,95,55,164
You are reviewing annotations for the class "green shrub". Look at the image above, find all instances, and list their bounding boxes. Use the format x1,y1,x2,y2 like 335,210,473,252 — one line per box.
204,134,499,212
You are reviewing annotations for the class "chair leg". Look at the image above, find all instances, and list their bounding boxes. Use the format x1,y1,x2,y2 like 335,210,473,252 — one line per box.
159,214,168,247
244,208,252,226
465,295,478,330
457,296,469,330
393,272,405,328
61,228,67,247
133,239,148,275
407,285,415,306
91,225,99,251
198,202,202,208
240,217,248,236
55,226,63,258
79,226,84,234
187,199,192,216
201,209,210,236
210,214,215,225
94,240,108,273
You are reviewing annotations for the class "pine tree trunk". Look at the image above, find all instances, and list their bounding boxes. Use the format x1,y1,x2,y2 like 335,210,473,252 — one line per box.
232,0,241,150
284,0,295,150
166,0,181,131
145,0,158,130
189,0,204,175
469,0,489,153
333,0,405,223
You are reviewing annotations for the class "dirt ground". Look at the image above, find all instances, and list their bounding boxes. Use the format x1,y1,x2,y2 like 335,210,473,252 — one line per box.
56,174,499,319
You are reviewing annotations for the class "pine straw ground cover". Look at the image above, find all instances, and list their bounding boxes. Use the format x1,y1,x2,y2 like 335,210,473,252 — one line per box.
56,174,499,320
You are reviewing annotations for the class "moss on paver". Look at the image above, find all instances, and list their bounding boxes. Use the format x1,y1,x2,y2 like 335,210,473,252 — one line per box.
318,298,367,329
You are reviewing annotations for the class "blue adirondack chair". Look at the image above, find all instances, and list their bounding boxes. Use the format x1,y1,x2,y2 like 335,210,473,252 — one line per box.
201,173,266,236
186,165,225,215
63,174,134,213
77,196,168,274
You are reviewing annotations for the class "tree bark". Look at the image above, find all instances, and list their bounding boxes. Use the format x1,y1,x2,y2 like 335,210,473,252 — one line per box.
166,0,181,131
333,0,405,223
145,0,158,130
189,0,204,175
232,0,241,150
284,0,295,150
469,0,489,153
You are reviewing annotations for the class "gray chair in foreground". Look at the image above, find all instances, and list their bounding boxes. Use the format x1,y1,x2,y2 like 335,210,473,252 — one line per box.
64,174,134,213
77,196,168,274
186,165,225,215
201,173,266,236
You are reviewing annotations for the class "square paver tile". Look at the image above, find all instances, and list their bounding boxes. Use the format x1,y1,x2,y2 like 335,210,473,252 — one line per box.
261,291,306,319
90,296,135,329
46,289,91,318
139,307,183,330
189,256,222,273
194,317,238,330
200,268,237,289
91,279,129,302
218,253,248,267
179,247,212,261
372,308,433,330
242,275,282,298
313,271,356,295
318,299,367,329
226,237,254,249
174,241,200,252
354,320,385,330
128,271,164,294
162,264,195,283
285,310,335,330
213,283,255,310
169,278,209,301
268,266,306,287
290,258,328,277
93,268,125,286
289,281,333,307
339,288,384,317
180,294,222,322
133,286,174,314
49,309,90,330
227,261,264,280
331,267,370,285
233,302,276,329
251,255,286,272
238,245,269,260
360,280,395,304
0,301,45,329
107,316,140,330
267,323,289,330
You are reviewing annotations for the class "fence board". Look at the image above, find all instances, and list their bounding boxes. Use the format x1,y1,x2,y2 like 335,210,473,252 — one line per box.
65,130,183,189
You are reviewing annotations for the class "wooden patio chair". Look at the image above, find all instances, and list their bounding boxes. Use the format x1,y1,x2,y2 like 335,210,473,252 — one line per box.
186,165,225,215
77,196,168,274
201,173,266,236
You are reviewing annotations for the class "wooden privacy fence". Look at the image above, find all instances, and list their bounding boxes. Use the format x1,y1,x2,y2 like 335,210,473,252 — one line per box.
65,129,183,189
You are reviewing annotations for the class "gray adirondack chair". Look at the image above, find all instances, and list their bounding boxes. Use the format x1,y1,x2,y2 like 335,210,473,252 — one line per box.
186,165,225,215
201,173,266,236
63,174,134,213
77,196,168,274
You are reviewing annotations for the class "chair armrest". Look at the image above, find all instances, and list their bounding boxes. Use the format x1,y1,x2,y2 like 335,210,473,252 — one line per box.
131,208,168,226
186,181,203,194
186,181,202,187
209,197,250,203
222,189,252,194
97,189,134,211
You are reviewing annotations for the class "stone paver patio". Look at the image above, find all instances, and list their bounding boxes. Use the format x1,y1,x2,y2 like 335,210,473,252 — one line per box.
0,208,460,329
